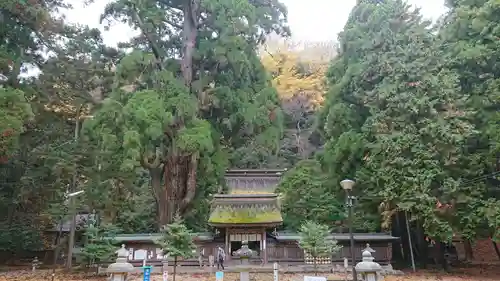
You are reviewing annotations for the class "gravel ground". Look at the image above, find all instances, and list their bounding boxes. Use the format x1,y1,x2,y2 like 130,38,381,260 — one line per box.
0,265,499,281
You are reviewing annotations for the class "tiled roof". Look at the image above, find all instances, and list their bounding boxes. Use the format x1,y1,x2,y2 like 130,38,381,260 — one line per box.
225,169,285,193
108,232,214,243
47,213,93,232
272,231,399,242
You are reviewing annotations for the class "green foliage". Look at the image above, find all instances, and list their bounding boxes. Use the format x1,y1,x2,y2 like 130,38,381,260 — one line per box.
0,87,33,159
438,0,500,240
316,0,476,241
298,221,341,273
84,0,289,228
80,224,119,266
0,219,43,253
156,216,196,270
278,160,344,230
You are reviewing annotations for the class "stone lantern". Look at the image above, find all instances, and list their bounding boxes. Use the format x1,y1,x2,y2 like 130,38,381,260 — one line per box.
233,241,254,281
233,240,254,265
107,245,135,281
355,250,382,281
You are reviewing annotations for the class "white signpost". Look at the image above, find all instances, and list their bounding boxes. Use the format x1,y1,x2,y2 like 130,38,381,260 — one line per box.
273,262,279,281
162,271,168,281
304,276,327,281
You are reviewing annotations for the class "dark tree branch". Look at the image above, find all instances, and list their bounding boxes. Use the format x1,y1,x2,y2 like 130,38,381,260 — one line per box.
130,5,163,69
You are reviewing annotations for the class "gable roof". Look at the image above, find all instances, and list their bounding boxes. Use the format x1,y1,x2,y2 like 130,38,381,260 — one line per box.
47,213,93,232
225,169,285,194
273,231,399,242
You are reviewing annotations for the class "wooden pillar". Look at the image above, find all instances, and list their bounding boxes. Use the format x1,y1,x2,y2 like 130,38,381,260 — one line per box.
262,228,267,264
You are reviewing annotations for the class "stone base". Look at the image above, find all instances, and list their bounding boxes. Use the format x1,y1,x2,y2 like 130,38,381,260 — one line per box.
240,271,249,281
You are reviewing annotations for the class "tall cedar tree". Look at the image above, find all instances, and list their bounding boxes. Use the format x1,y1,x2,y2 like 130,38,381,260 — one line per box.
83,0,290,227
439,0,500,241
318,0,474,241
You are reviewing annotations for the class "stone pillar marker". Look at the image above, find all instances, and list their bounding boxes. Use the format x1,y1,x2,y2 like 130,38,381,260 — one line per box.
354,250,382,281
233,241,254,281
273,262,279,281
107,245,135,281
161,255,168,281
209,255,215,270
32,257,39,272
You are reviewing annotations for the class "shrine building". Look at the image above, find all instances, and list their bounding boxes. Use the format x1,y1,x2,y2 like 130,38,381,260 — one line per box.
84,169,398,266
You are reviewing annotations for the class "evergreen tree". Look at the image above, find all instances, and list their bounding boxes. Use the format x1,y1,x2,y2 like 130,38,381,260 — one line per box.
318,0,474,242
439,0,500,241
298,221,341,275
0,87,33,163
80,224,119,272
277,160,344,230
156,216,196,281
83,0,289,228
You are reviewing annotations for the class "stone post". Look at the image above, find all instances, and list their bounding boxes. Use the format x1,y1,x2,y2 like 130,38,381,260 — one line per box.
273,262,279,281
233,241,254,281
161,255,168,281
209,255,215,269
32,257,39,272
354,250,382,281
107,245,135,281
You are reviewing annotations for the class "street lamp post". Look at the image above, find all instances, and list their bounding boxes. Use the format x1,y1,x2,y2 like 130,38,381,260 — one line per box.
51,190,84,281
340,179,357,281
66,190,85,270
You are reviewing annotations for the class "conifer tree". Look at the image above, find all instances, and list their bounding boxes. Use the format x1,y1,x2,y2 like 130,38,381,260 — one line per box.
439,0,500,241
157,215,196,281
80,224,119,272
298,221,340,275
319,0,474,241
83,0,289,227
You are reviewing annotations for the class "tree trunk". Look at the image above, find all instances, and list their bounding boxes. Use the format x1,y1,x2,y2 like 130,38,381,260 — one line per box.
181,0,199,89
464,239,474,261
152,0,201,228
157,153,199,227
438,242,449,272
313,258,317,276
398,212,411,263
492,240,500,260
415,222,428,268
173,256,178,281
391,212,404,263
150,167,165,228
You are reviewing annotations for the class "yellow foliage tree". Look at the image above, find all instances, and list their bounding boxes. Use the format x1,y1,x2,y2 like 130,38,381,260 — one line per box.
260,40,336,161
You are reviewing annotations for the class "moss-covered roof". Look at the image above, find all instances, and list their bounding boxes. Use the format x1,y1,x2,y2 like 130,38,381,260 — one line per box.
208,194,283,226
209,205,282,225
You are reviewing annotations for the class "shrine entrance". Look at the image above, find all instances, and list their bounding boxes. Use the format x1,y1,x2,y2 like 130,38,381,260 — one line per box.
207,169,285,265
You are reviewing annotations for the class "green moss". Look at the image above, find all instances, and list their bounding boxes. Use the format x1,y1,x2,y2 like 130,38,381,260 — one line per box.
208,206,283,224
